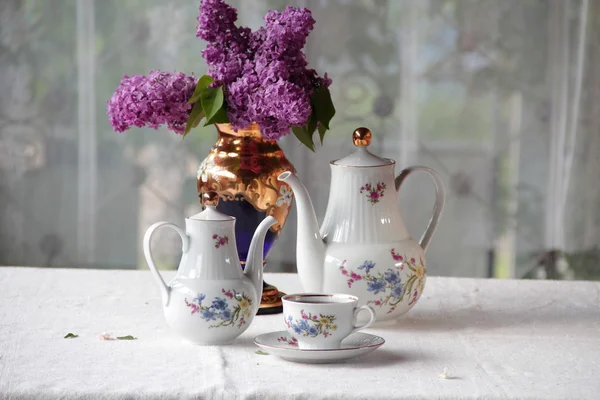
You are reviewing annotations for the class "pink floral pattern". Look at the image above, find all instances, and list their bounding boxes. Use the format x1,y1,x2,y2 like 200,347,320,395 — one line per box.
359,182,386,205
277,336,299,347
391,248,403,261
212,234,229,248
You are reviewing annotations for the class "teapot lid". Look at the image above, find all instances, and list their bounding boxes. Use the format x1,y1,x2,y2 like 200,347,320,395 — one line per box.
189,192,234,221
332,127,393,167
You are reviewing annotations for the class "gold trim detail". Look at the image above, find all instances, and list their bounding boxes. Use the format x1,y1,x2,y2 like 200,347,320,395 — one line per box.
352,127,372,147
202,192,219,206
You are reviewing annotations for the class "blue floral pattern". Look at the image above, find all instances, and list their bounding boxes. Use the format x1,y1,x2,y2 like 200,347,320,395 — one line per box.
366,278,387,294
338,250,427,314
358,260,376,274
284,310,337,338
185,288,253,328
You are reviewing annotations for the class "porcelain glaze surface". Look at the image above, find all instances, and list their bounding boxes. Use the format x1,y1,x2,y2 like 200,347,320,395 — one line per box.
143,195,277,345
278,127,445,322
253,331,385,363
282,294,376,350
164,278,258,345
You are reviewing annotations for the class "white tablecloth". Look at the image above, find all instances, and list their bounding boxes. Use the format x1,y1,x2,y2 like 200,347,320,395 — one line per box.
0,267,599,400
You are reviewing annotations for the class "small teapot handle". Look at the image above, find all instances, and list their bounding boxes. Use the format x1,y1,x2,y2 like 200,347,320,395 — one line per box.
143,222,190,306
395,166,445,252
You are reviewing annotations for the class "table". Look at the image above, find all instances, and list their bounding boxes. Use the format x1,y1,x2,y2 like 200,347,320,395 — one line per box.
0,267,599,399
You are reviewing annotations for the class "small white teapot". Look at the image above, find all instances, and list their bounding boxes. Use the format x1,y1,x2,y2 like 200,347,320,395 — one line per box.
143,192,276,345
278,127,445,323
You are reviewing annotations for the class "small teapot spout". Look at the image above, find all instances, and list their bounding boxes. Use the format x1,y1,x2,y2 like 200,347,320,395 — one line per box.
277,171,326,292
244,216,277,298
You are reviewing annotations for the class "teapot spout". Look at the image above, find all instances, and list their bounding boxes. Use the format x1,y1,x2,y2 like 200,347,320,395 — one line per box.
244,216,277,299
278,171,326,292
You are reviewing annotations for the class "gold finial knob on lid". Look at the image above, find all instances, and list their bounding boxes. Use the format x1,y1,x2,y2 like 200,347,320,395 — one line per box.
352,127,372,147
202,192,219,206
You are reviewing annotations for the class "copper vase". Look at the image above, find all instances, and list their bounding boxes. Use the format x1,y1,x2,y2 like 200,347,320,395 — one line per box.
197,123,295,314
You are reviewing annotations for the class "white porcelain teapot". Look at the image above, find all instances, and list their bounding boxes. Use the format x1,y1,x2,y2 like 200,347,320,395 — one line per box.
143,192,276,345
278,128,445,323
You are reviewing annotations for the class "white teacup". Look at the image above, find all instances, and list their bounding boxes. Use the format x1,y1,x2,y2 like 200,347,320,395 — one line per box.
282,293,377,350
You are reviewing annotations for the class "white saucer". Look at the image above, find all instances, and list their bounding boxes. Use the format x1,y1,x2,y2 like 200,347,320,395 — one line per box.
253,331,385,364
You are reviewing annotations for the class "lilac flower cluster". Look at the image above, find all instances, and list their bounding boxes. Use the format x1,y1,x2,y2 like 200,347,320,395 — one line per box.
197,0,331,140
107,1,332,140
107,71,196,135
196,0,251,86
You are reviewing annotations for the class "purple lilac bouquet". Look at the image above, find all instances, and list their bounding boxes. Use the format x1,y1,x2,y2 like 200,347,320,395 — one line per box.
107,71,197,135
107,0,335,151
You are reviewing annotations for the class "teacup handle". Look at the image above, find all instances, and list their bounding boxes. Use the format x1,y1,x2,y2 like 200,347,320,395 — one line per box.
351,305,377,334
395,166,446,252
143,222,190,307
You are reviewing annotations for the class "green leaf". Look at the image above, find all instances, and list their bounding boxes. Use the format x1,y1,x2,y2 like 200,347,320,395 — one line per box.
306,110,318,138
292,126,315,152
187,75,213,105
312,86,336,130
183,100,205,137
318,123,327,144
200,86,224,123
255,350,269,355
204,104,229,126
292,111,318,149
64,333,78,339
116,335,137,340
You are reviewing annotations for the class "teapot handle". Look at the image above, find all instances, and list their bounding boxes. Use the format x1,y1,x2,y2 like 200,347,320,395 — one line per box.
143,222,190,307
395,166,445,252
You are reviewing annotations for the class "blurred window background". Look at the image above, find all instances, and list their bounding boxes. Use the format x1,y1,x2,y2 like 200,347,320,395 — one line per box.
1,0,598,280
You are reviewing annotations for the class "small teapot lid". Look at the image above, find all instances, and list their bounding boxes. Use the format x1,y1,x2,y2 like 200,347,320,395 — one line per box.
332,127,393,167
190,192,234,221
